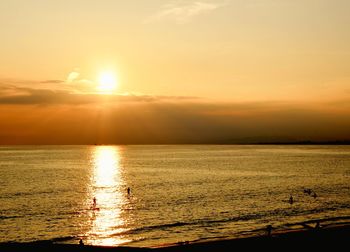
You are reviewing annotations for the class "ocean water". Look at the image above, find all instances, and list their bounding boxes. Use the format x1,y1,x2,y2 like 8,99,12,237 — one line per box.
0,145,349,247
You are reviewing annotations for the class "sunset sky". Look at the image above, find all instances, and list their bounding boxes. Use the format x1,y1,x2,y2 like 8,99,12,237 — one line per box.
1,0,349,144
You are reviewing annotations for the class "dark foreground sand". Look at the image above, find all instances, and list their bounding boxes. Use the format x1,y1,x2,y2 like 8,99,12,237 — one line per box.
1,224,349,252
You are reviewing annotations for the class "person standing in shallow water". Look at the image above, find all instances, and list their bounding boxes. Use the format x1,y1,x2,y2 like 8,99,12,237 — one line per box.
315,221,321,229
266,225,273,237
127,187,131,195
93,197,97,208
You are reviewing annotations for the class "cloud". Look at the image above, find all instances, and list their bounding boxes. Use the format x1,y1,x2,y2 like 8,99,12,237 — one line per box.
1,77,350,144
1,99,350,144
0,84,198,105
64,70,97,93
0,70,99,94
147,1,227,24
66,71,80,83
39,80,64,84
0,78,64,86
0,82,350,144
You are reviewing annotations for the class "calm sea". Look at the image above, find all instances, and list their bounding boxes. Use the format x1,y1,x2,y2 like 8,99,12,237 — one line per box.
0,145,349,247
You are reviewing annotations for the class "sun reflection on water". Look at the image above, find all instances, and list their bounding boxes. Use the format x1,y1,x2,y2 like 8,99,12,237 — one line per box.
86,146,131,246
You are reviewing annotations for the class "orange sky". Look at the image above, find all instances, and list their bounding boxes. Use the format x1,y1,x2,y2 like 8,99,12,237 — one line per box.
0,0,349,144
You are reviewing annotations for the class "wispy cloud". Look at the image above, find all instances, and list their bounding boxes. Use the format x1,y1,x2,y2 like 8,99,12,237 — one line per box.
66,71,80,83
0,70,99,94
146,1,227,24
64,70,96,93
0,83,199,105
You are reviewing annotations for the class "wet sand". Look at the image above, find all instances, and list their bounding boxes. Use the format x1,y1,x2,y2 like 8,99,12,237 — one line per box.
1,223,349,251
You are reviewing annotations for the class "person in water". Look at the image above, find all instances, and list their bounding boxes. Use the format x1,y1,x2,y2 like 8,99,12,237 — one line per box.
79,239,84,246
127,187,131,195
93,197,97,208
289,195,294,204
266,225,273,237
303,188,312,195
315,221,321,229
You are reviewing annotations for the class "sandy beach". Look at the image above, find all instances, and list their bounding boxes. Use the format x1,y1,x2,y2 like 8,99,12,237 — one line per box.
1,222,349,252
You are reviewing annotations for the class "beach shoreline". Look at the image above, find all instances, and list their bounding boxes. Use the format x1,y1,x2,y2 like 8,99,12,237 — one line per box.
1,222,349,251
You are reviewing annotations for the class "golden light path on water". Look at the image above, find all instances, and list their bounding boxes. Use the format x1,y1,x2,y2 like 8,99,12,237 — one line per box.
86,146,131,246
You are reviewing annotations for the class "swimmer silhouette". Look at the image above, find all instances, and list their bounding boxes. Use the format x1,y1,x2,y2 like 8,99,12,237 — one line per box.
266,225,273,237
303,188,312,195
79,239,84,246
315,221,321,229
289,195,294,205
127,187,131,195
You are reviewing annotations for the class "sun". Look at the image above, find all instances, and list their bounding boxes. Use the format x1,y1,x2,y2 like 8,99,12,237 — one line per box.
97,71,118,93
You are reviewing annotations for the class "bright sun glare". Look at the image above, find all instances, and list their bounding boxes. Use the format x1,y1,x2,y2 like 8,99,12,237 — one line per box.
97,71,118,93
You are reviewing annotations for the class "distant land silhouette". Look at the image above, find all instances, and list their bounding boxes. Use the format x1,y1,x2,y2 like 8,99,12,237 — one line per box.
221,137,350,145
88,139,350,145
240,140,350,145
